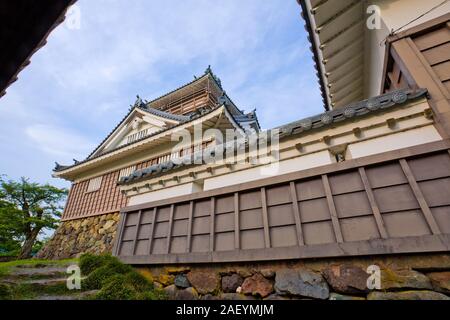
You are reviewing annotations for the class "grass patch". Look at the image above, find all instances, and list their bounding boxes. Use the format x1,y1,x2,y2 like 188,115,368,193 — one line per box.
0,258,78,277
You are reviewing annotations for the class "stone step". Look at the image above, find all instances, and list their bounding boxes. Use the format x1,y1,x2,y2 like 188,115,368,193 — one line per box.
22,278,67,286
9,266,68,278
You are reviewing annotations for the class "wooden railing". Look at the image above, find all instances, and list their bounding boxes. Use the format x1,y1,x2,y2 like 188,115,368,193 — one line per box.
113,140,450,264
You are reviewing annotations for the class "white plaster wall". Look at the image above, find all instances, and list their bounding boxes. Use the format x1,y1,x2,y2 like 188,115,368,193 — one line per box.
348,125,442,158
203,151,332,191
365,0,450,97
128,182,197,206
375,0,450,31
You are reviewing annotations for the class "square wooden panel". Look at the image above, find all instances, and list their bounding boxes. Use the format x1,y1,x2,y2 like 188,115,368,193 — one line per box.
268,204,295,227
135,239,149,255
119,241,133,256
215,212,234,233
191,234,210,252
156,206,171,222
340,216,380,242
170,236,187,254
172,219,188,236
431,206,450,234
174,203,190,220
216,195,234,214
303,221,336,245
239,190,262,210
192,216,210,235
333,191,372,218
365,162,407,189
151,238,167,254
240,229,265,250
122,226,136,241
125,212,139,226
193,200,211,217
140,210,154,224
328,171,364,195
299,198,330,223
408,153,450,181
266,185,291,206
296,178,325,200
373,184,419,213
383,210,431,238
215,232,235,251
137,223,151,240
240,208,263,230
153,221,169,238
418,178,450,207
270,225,298,248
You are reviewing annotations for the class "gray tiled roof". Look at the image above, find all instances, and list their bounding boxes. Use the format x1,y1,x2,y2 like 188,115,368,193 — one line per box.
118,88,428,185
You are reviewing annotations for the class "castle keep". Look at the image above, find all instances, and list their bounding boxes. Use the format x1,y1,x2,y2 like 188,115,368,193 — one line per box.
38,0,450,300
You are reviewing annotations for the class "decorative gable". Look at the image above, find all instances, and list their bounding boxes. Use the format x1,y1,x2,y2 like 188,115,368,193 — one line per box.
91,108,181,157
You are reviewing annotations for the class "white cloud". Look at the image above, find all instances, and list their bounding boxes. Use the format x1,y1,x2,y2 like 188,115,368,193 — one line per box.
25,124,95,160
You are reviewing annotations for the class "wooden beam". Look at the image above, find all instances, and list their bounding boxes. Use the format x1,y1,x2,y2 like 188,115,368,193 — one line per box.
112,212,126,256
322,174,344,243
234,193,240,249
261,187,271,248
166,205,175,254
131,210,142,255
399,159,441,235
186,201,194,253
289,182,304,246
147,207,157,255
358,167,389,239
210,197,215,252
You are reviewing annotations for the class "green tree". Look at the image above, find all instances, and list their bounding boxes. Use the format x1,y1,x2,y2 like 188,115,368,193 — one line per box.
0,176,67,259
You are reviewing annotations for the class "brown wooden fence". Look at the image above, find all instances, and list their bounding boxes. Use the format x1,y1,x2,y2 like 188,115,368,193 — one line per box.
113,140,450,264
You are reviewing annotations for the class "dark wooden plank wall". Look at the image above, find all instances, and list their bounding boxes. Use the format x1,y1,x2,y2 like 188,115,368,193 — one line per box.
114,142,450,264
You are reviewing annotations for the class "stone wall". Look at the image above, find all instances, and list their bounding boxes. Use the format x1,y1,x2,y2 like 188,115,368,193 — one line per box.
37,213,119,259
136,253,450,300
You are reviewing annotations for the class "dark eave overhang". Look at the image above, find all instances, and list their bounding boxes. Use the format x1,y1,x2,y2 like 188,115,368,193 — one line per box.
297,0,329,111
0,0,76,98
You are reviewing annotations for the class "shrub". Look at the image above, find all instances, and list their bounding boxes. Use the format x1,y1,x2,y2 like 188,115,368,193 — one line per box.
79,253,116,276
82,258,132,290
95,275,138,300
124,271,153,292
0,283,12,300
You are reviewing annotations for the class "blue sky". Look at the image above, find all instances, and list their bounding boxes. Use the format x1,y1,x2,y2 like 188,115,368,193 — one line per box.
0,0,323,189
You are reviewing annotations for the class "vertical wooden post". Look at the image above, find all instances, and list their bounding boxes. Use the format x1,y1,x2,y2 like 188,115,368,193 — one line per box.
210,197,215,252
186,201,194,252
147,207,157,255
399,159,440,234
131,210,142,255
322,175,344,243
290,182,304,246
359,167,389,239
261,187,271,248
234,193,240,249
166,205,175,254
112,211,126,256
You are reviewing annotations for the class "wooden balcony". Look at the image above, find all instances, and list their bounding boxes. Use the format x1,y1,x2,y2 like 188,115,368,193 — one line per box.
113,140,450,265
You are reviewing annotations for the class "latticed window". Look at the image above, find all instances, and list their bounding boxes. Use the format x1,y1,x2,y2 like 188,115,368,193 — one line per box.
86,176,102,192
